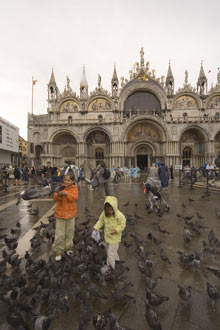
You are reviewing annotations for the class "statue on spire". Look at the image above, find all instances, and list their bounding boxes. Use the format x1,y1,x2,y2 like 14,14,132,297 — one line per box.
98,74,101,88
185,70,188,84
67,76,70,90
140,47,144,69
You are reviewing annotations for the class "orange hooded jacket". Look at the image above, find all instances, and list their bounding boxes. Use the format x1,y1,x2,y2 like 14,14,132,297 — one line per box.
53,185,78,219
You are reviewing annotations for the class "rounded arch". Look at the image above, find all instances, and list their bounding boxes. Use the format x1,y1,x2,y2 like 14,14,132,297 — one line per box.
124,90,161,115
179,125,209,167
214,130,220,156
49,129,78,143
172,93,201,110
83,126,112,143
119,80,167,111
132,141,156,156
58,98,80,112
122,116,168,142
87,96,114,111
179,125,209,142
205,93,220,109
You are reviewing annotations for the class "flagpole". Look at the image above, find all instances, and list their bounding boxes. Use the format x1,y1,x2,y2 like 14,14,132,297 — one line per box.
32,76,34,116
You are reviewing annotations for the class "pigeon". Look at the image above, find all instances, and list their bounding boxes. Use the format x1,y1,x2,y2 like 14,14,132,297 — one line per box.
145,299,162,330
177,251,194,264
145,275,162,291
196,212,204,219
188,198,194,202
215,210,220,218
146,288,169,306
123,201,129,207
207,282,220,307
208,229,215,244
183,228,194,245
178,285,192,305
207,267,220,279
160,249,171,264
181,202,186,209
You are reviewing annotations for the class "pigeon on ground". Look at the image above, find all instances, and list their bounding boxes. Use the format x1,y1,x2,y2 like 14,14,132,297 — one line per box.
145,299,162,330
146,288,169,306
208,229,215,244
178,285,192,305
123,201,129,207
145,275,162,291
207,267,220,279
160,249,171,264
196,212,204,219
207,282,220,308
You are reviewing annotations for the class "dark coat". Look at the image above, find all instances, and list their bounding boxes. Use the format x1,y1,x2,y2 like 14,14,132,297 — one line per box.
158,164,169,188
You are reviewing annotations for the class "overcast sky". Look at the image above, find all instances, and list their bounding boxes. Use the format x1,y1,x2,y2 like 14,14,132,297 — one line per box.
0,0,219,139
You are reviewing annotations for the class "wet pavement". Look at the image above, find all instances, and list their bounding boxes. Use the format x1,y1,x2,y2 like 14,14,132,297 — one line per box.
0,177,220,330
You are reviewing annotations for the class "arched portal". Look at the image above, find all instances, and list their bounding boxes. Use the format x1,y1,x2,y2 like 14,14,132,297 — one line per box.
180,128,206,167
214,131,220,156
52,132,77,166
134,144,154,169
125,120,164,168
85,130,110,167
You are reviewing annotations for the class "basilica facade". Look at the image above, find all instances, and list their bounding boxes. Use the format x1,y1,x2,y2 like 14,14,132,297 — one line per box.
27,49,220,169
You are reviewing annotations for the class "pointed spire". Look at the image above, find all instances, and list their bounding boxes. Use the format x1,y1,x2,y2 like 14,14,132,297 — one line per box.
166,60,174,96
80,65,88,88
198,60,207,81
197,61,207,95
49,68,56,84
167,60,174,79
112,63,118,82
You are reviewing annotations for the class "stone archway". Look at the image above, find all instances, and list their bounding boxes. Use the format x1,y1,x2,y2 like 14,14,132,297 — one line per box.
214,131,220,156
134,144,154,169
180,128,206,167
125,120,164,167
85,130,110,167
52,132,77,166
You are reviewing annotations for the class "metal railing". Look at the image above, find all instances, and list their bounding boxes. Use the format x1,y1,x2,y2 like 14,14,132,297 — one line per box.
178,168,220,193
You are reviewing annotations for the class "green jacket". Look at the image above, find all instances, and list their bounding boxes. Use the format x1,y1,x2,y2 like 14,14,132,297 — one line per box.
93,196,126,244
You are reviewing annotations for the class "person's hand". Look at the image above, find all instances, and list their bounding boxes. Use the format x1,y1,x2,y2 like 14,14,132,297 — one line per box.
111,229,117,234
58,191,66,196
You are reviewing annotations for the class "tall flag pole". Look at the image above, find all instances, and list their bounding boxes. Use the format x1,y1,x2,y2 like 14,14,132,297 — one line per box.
32,77,37,116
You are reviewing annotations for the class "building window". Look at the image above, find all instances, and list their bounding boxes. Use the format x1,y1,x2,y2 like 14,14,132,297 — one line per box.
30,143,34,153
183,147,192,159
95,148,104,160
68,116,72,124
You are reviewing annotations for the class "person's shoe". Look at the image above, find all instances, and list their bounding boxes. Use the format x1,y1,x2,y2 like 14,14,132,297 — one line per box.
55,253,62,261
66,250,73,256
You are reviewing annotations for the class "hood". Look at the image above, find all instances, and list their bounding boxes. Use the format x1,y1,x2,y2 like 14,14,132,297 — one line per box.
104,196,118,213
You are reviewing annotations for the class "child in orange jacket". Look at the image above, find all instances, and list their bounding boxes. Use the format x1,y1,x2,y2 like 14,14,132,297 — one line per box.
53,172,78,261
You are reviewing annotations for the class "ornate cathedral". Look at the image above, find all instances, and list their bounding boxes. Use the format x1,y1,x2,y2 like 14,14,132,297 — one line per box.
28,48,220,169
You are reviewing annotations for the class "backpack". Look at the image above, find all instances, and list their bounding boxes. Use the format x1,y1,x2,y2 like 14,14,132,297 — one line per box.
103,167,111,180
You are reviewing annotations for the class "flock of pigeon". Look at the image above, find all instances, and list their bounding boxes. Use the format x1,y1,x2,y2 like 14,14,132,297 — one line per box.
0,183,220,329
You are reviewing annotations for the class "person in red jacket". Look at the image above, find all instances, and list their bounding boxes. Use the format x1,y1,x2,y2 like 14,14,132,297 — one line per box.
53,172,78,261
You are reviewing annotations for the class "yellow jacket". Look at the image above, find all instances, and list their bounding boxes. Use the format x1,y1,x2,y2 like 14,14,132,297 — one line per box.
94,196,126,244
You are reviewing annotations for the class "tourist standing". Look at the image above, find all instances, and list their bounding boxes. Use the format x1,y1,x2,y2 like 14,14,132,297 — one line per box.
158,162,169,190
53,172,78,261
